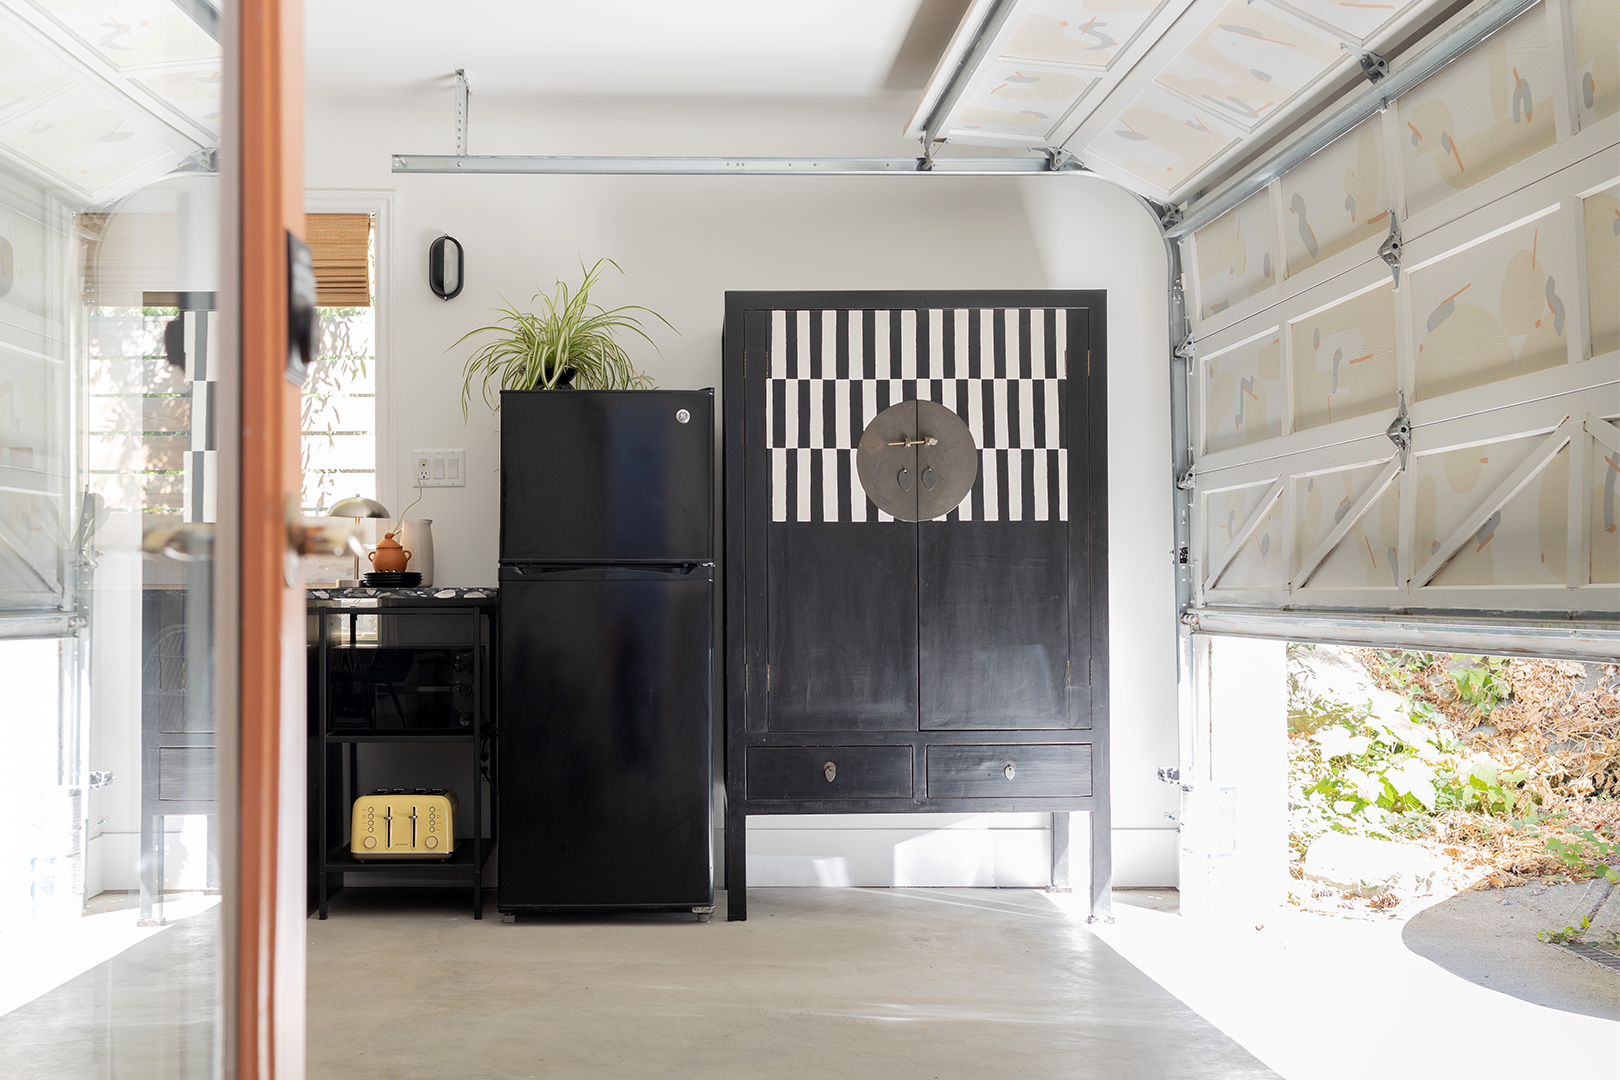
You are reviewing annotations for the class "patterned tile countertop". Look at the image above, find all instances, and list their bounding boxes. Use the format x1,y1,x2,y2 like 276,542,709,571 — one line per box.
306,586,498,602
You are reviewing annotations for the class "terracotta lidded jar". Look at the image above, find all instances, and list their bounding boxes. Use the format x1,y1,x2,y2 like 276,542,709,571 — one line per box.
367,531,412,573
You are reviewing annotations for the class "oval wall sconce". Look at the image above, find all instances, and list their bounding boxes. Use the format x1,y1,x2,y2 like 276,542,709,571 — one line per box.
428,234,464,300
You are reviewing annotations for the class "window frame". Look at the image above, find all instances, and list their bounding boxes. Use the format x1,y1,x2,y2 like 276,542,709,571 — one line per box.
302,190,395,521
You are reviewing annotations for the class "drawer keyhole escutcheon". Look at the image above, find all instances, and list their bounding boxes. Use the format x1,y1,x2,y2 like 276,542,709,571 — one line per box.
824,761,837,783
1004,761,1016,781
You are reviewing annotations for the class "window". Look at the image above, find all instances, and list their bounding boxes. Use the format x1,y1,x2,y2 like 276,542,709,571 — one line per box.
301,213,377,515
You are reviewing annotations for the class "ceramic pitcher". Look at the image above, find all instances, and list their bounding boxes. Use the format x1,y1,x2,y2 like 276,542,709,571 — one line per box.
400,519,434,586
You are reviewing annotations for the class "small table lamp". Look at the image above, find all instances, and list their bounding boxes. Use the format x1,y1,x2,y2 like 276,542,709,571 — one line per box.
328,496,390,586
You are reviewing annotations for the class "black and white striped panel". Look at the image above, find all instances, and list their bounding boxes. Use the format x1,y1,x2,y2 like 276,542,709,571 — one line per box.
178,308,218,524
766,308,1069,523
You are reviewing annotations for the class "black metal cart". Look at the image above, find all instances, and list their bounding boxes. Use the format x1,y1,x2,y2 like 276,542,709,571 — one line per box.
308,589,498,918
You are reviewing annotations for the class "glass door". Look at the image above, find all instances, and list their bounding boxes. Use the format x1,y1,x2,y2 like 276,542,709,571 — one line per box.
0,2,233,1075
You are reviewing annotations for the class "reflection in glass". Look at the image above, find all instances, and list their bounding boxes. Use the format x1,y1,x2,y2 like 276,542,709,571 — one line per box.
0,2,226,1077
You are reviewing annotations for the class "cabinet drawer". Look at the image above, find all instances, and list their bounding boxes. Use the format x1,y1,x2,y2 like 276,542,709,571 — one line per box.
746,746,912,800
158,746,216,802
925,744,1091,798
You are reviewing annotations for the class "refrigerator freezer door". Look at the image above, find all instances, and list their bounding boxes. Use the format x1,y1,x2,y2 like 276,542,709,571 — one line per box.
500,390,713,563
497,566,714,910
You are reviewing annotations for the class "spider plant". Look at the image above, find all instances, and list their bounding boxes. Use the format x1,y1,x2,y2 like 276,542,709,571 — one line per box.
454,258,673,417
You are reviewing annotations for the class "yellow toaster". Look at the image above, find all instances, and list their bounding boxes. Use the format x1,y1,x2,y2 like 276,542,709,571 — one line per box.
351,788,457,859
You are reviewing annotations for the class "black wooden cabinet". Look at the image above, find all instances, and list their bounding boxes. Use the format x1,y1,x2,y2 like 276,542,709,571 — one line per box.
723,290,1110,921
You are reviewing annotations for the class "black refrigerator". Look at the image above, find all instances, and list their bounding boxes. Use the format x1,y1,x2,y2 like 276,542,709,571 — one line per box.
497,389,715,915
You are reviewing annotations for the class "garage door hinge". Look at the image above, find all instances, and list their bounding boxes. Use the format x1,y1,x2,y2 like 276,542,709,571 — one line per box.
1377,212,1402,290
1173,336,1195,366
1358,50,1389,84
1176,464,1197,491
1385,392,1412,470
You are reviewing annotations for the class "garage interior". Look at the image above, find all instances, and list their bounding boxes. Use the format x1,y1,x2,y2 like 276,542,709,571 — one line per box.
0,0,1613,1077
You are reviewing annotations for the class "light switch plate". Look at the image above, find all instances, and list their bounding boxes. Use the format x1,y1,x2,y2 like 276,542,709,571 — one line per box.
411,448,465,488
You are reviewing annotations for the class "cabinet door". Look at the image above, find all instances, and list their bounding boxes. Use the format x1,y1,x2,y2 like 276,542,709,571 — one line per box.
919,520,1071,729
766,521,918,731
918,308,1088,730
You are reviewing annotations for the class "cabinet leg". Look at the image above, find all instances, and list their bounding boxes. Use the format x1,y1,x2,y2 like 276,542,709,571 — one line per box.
1088,806,1113,923
1050,811,1072,892
139,812,163,925
724,803,746,921
318,871,328,920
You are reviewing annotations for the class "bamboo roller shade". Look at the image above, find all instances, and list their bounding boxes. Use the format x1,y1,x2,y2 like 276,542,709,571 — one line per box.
304,213,373,307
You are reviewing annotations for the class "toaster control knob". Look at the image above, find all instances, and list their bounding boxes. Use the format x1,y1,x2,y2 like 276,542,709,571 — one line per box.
362,836,377,849
425,835,438,849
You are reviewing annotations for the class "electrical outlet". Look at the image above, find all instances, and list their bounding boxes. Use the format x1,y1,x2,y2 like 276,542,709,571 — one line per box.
410,449,466,488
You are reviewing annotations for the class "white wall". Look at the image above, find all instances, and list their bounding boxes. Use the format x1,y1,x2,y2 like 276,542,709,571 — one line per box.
1020,176,1181,883
306,96,1178,887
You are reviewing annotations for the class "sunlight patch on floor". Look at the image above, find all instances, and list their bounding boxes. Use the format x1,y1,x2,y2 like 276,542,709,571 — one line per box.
0,892,219,1018
1047,890,1620,1080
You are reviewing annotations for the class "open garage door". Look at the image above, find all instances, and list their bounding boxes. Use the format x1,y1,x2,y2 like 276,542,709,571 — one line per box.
1175,2,1618,660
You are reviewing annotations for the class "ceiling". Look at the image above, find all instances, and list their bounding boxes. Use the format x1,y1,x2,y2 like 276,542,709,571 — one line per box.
908,0,1459,203
304,1,929,100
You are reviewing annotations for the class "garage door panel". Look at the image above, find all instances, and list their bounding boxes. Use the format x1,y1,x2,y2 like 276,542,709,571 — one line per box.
1430,441,1569,587
1567,0,1620,129
1301,472,1404,590
1397,5,1558,215
1293,461,1390,571
1288,284,1398,432
1583,186,1620,358
1204,479,1287,591
1217,521,1289,590
1411,431,1550,567
1593,430,1620,584
1281,118,1391,278
1410,210,1575,401
1178,0,1616,632
1203,329,1284,454
1194,190,1277,321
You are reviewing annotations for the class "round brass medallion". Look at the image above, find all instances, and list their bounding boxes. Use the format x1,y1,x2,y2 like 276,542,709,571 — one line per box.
856,401,977,521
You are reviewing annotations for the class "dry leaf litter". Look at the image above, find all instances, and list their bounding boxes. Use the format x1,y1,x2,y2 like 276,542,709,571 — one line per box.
1287,650,1618,918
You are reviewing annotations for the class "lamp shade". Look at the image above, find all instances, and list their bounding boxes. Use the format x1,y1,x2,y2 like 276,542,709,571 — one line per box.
429,234,463,300
328,496,390,519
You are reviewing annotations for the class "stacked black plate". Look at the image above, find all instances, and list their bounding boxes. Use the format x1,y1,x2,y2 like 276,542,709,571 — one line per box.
363,572,422,588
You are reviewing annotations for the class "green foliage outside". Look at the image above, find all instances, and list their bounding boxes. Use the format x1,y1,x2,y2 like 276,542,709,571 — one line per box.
1289,649,1620,895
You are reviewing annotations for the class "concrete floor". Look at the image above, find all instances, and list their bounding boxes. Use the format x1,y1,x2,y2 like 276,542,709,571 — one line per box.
1402,878,1620,1021
307,887,1279,1080
0,905,217,1079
